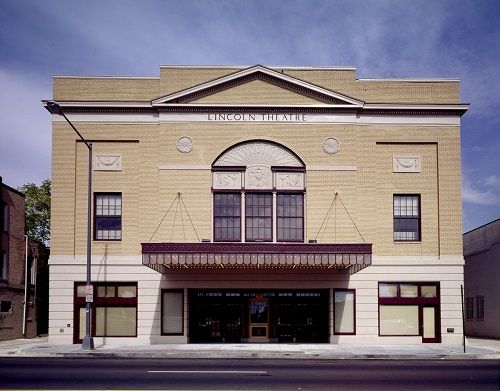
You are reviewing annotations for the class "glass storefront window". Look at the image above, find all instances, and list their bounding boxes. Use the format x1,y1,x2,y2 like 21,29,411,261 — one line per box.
400,284,418,298
97,286,115,298
79,307,86,339
334,290,355,334
379,283,398,298
162,290,184,334
379,305,419,335
96,307,136,336
421,285,437,298
75,282,138,341
76,285,87,298
118,285,137,298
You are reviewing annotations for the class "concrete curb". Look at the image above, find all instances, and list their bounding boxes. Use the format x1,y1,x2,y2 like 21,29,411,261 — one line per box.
1,338,499,360
4,349,500,360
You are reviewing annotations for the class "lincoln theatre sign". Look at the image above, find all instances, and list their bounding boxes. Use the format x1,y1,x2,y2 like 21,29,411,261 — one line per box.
45,64,468,345
209,113,307,122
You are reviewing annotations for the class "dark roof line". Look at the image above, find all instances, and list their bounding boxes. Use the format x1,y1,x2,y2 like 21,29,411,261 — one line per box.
463,217,500,235
0,177,25,198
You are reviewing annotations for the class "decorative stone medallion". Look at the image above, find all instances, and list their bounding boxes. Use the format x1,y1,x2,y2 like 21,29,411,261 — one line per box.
176,136,194,153
323,137,340,155
94,154,122,171
393,156,421,173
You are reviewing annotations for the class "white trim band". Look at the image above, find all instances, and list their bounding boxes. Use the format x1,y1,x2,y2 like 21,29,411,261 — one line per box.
158,164,356,172
159,164,211,170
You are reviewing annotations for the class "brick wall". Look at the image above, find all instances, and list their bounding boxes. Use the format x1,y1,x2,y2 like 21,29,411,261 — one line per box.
0,184,28,340
53,66,460,104
51,124,463,258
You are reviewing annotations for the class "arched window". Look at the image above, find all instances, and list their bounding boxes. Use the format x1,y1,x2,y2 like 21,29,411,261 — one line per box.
212,141,305,243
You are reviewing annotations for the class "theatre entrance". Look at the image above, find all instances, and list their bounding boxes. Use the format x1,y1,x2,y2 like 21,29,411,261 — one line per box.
189,289,329,343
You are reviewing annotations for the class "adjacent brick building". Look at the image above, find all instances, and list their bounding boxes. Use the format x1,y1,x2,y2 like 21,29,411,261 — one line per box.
0,177,49,340
45,65,468,345
464,218,500,338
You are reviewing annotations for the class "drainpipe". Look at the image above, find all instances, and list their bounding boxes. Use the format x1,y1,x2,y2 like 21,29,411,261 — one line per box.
23,235,28,338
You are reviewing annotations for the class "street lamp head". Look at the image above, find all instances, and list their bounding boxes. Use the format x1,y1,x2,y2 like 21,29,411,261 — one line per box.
46,100,64,115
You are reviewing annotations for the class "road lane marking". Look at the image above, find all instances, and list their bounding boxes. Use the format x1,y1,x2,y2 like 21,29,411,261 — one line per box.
147,370,267,375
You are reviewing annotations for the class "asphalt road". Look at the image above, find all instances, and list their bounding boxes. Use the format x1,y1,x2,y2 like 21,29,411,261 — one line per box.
1,357,498,390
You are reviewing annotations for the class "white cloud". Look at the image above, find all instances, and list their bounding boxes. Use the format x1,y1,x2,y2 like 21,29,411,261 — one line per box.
483,175,500,188
462,175,500,206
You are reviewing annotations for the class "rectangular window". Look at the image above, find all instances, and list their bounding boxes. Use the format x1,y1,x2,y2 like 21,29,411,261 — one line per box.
27,257,36,286
97,285,116,298
74,282,137,340
0,251,7,280
379,283,398,298
95,193,122,240
393,195,420,241
0,301,12,312
378,282,440,339
214,193,241,241
162,290,184,335
96,307,136,336
421,285,437,298
245,193,272,241
2,203,8,232
76,285,87,298
476,296,484,320
400,284,418,298
380,305,419,335
465,298,474,319
334,289,355,334
277,194,304,242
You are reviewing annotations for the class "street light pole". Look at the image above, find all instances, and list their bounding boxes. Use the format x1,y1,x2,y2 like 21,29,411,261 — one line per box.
46,101,94,350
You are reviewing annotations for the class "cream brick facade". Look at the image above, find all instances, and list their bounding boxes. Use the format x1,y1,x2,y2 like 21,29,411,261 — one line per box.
47,65,467,345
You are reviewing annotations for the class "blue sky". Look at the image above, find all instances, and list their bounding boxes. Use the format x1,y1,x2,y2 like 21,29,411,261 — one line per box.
1,0,499,232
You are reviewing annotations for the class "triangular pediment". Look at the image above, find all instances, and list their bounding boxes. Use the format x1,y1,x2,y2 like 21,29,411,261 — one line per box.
152,65,364,107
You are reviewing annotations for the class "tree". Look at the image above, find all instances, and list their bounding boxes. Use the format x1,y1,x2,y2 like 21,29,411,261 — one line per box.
18,179,51,244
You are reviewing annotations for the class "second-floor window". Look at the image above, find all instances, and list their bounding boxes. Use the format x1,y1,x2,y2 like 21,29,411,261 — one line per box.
393,195,420,241
211,141,306,243
2,203,8,232
95,193,122,240
277,193,304,242
214,193,241,242
213,192,304,243
246,193,272,242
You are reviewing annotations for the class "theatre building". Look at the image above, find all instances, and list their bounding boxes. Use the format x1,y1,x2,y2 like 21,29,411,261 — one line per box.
45,65,468,345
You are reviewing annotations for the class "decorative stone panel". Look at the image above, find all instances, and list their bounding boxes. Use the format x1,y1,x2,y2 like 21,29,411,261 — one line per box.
275,172,305,190
94,154,122,171
212,172,242,190
213,142,302,167
246,165,273,189
393,156,421,173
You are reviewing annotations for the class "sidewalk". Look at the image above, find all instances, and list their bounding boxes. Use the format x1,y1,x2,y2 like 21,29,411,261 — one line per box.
1,336,499,360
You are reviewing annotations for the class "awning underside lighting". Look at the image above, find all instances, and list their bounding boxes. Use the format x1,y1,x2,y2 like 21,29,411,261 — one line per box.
142,243,371,274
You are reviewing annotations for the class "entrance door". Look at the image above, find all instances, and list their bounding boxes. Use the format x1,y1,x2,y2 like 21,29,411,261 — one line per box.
189,289,329,343
249,296,269,341
421,305,440,343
